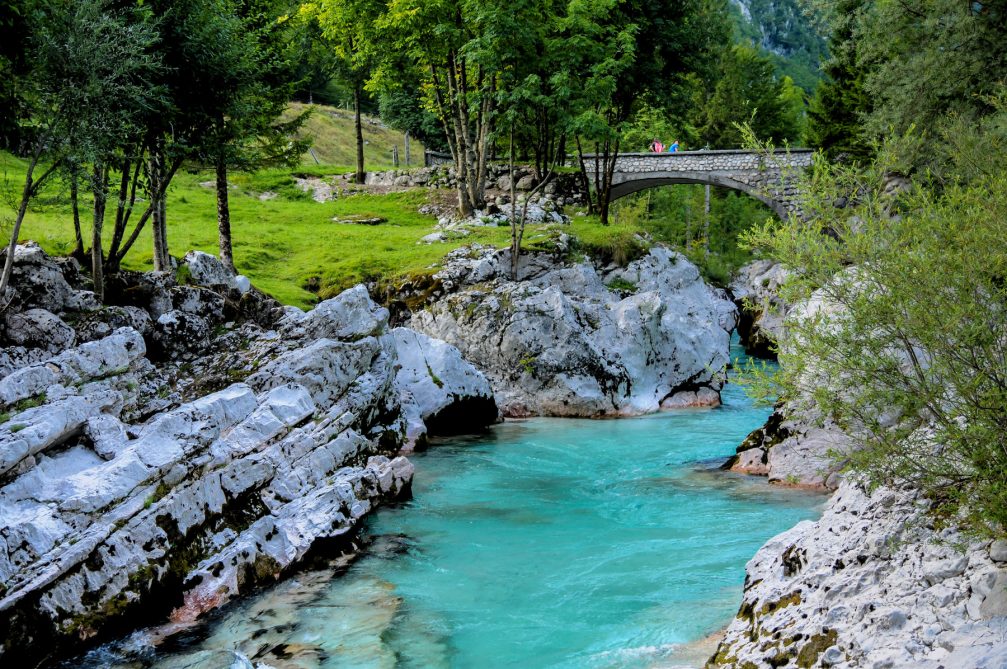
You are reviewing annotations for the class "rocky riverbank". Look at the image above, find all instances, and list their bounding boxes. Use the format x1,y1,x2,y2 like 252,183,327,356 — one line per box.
708,260,1007,668
709,480,1007,668
0,244,496,666
0,239,736,665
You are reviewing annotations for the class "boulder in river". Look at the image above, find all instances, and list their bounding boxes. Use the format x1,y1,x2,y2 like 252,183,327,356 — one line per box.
410,244,737,417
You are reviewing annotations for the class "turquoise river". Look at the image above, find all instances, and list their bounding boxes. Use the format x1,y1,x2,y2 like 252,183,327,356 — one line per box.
72,341,824,669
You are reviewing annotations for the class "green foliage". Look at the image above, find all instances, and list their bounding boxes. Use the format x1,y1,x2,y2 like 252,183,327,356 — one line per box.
175,264,193,286
605,277,638,295
609,184,774,285
810,0,1007,155
805,0,872,161
13,393,46,412
726,0,828,93
742,125,1007,537
3,151,658,309
0,0,35,149
696,43,806,148
621,101,696,153
287,103,423,167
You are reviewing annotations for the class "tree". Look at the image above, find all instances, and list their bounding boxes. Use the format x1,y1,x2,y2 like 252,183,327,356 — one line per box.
743,109,1007,538
0,0,36,152
304,0,383,185
0,0,158,299
574,0,731,224
195,0,309,272
808,0,1007,157
805,0,872,161
373,0,512,217
696,43,805,148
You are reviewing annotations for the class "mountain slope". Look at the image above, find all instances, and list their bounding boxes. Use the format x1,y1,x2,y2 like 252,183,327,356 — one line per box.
729,0,828,92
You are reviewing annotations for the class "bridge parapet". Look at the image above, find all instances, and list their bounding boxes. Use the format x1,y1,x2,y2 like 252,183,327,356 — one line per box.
600,148,813,173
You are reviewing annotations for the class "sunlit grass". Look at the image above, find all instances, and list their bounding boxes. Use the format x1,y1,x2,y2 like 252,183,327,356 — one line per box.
1,151,650,310
289,102,425,169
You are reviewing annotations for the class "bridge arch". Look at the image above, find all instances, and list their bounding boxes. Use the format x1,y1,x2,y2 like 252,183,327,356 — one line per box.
607,171,790,220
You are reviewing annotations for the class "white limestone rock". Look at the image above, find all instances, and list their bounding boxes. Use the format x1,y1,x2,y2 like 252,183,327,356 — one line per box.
710,481,1007,668
0,281,492,666
2,243,86,314
170,286,225,322
153,310,211,357
182,250,236,290
0,392,121,477
730,259,791,358
74,306,153,342
84,414,129,460
4,308,75,353
410,246,736,417
391,327,496,445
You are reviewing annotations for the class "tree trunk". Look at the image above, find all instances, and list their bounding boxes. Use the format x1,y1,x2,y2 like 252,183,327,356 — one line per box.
91,163,107,302
598,138,618,226
215,153,235,272
353,83,365,185
704,184,711,257
70,172,85,258
0,145,60,298
114,156,180,268
107,157,142,272
0,156,39,299
685,202,692,249
509,126,519,280
574,136,594,215
404,131,411,166
150,147,171,272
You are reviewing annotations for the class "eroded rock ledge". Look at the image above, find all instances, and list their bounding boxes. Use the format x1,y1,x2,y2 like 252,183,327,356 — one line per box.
410,243,738,417
0,245,496,666
729,259,790,359
708,481,1007,669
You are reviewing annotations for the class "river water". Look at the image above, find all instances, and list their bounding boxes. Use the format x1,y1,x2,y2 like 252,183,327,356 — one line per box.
74,341,823,669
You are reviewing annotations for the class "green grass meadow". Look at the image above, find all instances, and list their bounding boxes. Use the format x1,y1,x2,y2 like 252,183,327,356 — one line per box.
1,154,653,310
0,103,768,309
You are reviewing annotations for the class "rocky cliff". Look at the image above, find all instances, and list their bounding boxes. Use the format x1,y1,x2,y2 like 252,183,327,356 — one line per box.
410,243,738,417
0,245,496,666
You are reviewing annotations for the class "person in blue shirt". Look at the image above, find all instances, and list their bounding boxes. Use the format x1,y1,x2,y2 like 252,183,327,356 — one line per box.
667,140,680,153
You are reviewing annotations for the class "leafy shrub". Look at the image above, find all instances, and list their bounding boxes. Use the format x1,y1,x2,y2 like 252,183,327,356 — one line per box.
744,143,1007,538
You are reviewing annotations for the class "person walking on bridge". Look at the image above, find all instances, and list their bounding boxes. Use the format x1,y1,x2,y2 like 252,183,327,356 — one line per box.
667,140,680,152
649,138,664,153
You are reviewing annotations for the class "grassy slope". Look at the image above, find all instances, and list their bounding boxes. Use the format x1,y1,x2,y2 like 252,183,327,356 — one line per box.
290,102,425,169
1,154,643,310
1,103,757,308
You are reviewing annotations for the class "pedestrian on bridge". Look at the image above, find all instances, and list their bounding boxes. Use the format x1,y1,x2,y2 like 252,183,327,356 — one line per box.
650,138,664,153
667,140,680,152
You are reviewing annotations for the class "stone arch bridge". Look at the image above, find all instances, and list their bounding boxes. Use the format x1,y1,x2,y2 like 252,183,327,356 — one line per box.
583,149,814,219
425,148,815,219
